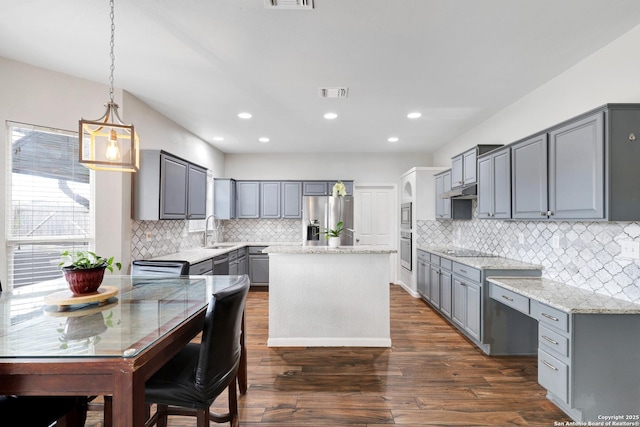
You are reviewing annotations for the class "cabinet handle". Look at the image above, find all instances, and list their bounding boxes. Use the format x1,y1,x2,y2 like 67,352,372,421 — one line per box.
541,335,559,346
541,359,558,371
459,269,467,273
540,212,547,217
541,312,559,322
501,295,514,302
547,210,554,216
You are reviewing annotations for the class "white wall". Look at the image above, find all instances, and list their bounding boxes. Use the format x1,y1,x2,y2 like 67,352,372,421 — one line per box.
433,23,640,165
224,152,431,183
0,57,224,285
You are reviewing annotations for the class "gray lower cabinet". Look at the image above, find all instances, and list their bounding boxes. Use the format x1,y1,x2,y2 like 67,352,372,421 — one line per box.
282,181,302,218
133,150,207,220
490,284,640,422
190,259,213,275
418,252,453,320
416,250,429,299
418,250,541,354
236,181,260,219
451,271,481,341
260,182,281,218
249,246,269,286
229,248,247,275
478,147,511,219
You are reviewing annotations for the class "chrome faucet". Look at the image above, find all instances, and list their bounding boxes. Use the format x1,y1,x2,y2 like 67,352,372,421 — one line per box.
203,215,217,247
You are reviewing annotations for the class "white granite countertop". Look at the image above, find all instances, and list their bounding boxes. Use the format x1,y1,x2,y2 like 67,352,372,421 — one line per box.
487,276,640,314
150,242,299,264
418,246,543,271
263,245,397,254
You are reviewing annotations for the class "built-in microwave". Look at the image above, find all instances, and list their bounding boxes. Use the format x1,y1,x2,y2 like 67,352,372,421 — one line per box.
401,202,412,229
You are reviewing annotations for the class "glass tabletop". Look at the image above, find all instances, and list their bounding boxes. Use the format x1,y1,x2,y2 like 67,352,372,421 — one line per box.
0,275,245,359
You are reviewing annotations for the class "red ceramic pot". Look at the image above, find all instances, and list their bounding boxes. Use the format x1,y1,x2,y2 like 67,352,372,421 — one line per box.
62,265,106,295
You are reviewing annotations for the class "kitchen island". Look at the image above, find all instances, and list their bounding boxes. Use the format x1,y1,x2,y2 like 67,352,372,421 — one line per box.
263,245,397,347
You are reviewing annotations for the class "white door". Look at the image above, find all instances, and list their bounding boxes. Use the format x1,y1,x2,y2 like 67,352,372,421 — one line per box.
354,185,397,280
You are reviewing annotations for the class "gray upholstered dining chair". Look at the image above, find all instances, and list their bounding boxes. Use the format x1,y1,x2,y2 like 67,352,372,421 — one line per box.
144,276,250,427
131,260,190,276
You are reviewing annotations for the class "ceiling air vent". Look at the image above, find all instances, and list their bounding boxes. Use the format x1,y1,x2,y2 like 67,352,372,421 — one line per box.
265,0,314,9
319,87,349,98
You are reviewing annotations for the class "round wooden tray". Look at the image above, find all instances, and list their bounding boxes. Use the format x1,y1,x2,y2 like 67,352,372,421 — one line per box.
43,299,118,317
43,285,119,311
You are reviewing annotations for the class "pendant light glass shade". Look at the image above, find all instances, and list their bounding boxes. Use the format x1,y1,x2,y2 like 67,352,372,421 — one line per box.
78,0,140,172
79,102,140,172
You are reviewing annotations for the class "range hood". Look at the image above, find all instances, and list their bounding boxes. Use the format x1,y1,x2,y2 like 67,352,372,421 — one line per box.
439,183,477,199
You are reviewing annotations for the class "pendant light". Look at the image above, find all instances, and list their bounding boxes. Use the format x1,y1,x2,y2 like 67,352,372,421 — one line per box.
79,0,140,172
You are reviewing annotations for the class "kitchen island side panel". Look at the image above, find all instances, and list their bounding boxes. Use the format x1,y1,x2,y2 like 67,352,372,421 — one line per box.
267,252,391,347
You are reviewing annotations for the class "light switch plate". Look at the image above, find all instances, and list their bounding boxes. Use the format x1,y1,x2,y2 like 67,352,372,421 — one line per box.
518,232,525,244
552,235,561,249
620,240,640,259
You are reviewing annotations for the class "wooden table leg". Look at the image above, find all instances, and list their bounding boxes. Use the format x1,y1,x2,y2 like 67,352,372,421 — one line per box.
238,311,247,394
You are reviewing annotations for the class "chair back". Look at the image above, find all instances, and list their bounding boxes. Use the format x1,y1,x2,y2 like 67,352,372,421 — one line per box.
131,260,190,276
195,276,249,393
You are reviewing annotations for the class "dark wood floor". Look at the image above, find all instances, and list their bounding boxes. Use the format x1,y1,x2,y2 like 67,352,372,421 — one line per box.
85,285,570,426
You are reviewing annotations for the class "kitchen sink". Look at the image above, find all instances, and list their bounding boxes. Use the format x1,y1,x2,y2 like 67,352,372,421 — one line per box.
204,244,236,249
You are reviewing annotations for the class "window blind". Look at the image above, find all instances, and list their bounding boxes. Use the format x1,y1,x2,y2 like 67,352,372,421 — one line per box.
6,122,94,290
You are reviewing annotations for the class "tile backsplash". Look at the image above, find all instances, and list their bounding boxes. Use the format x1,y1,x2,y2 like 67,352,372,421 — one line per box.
131,218,302,260
417,201,640,304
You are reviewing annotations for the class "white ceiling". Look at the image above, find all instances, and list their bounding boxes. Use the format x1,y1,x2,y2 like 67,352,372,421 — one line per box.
2,0,640,154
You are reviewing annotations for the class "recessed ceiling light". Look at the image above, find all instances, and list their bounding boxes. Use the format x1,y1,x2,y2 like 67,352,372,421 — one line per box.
407,112,422,119
258,137,270,143
238,112,252,119
324,112,338,120
388,137,399,143
213,136,224,142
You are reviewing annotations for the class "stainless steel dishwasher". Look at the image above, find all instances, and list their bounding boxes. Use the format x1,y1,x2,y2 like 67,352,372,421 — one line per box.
212,254,229,275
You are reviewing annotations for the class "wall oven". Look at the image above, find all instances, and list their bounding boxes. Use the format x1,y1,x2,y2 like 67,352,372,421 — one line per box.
400,230,412,271
401,202,412,229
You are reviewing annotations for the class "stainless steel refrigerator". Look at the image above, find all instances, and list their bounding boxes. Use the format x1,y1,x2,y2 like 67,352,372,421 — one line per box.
302,195,354,246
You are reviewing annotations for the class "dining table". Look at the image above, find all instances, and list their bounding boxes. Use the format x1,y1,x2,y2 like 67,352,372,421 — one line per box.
0,274,249,427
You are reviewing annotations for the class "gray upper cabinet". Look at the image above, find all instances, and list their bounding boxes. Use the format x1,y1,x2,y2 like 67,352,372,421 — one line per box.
478,147,511,219
548,113,604,219
160,153,188,219
236,181,260,219
260,181,281,218
511,133,548,219
512,111,604,220
435,169,472,220
303,181,328,196
187,163,207,220
328,180,354,196
214,178,236,220
451,155,464,188
462,148,478,185
281,181,303,218
132,150,207,221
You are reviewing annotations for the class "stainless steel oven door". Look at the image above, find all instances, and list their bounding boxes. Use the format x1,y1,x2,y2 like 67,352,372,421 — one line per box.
401,202,412,229
400,231,412,271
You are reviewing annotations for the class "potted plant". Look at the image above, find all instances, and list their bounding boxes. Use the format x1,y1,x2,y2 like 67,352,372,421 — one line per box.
319,221,344,248
58,250,122,295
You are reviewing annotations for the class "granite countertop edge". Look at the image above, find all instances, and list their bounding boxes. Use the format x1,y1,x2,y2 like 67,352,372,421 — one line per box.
417,245,544,270
149,242,299,264
263,245,397,254
486,276,640,314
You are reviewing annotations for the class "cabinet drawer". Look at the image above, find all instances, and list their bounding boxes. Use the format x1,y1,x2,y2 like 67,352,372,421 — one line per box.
417,250,429,262
539,324,569,358
533,302,569,332
538,349,569,403
452,262,481,283
490,284,530,315
190,259,212,275
236,247,247,257
440,258,452,271
430,254,440,265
